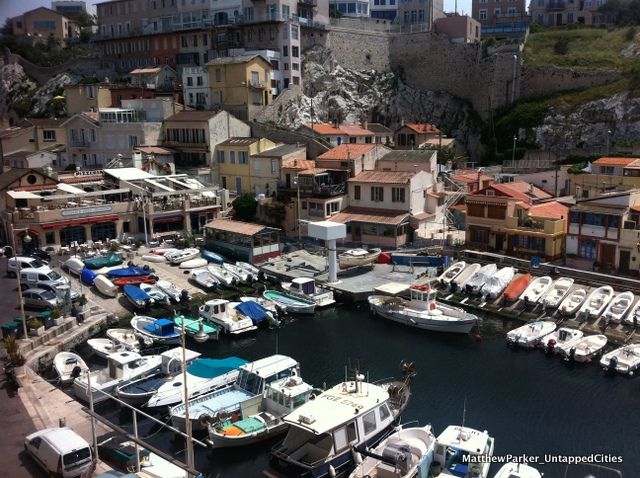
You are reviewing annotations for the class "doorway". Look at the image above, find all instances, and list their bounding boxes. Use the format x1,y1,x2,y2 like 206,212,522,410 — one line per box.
619,249,631,273
353,225,362,242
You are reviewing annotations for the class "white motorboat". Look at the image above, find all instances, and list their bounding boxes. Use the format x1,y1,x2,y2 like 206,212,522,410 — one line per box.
506,320,556,348
179,258,208,269
131,316,181,345
73,350,163,403
165,248,200,264
438,261,466,286
87,338,127,359
558,288,587,316
263,290,316,315
222,262,251,283
338,248,381,268
190,268,220,290
106,328,150,349
480,266,515,299
541,277,574,310
235,261,260,279
465,263,498,294
369,285,477,334
239,296,282,319
542,327,584,355
349,424,436,478
207,375,316,448
149,247,179,256
602,291,634,323
139,283,171,306
141,254,167,263
563,334,607,363
450,263,480,291
145,356,247,409
519,276,553,305
64,257,85,276
156,279,185,303
199,299,257,335
579,286,614,319
207,264,237,287
93,274,118,297
53,352,88,385
282,277,335,308
624,300,640,326
431,426,495,478
494,462,543,478
600,344,640,375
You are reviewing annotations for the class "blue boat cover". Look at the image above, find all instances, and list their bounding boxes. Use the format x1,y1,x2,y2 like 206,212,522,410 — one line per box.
201,250,225,264
142,317,175,336
390,254,442,267
106,266,150,278
235,301,269,323
80,267,97,286
124,285,150,302
187,357,247,378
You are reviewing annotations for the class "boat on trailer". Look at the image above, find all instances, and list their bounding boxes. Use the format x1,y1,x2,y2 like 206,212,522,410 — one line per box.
338,248,382,268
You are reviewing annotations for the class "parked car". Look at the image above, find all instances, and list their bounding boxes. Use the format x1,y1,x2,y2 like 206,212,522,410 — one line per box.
33,281,81,302
7,256,47,277
29,249,51,262
20,267,69,290
23,288,61,310
24,427,93,478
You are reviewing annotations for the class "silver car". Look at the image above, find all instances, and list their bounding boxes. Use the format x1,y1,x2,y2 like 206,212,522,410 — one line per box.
23,288,61,310
35,281,81,302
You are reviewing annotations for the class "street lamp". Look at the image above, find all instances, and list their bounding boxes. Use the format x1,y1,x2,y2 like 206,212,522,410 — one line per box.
607,129,612,154
9,224,32,339
511,135,517,164
511,54,518,104
293,175,301,243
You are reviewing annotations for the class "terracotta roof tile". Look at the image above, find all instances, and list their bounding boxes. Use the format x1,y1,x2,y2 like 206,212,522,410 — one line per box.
624,159,640,169
529,201,569,220
282,159,315,170
204,219,273,236
318,144,377,160
304,123,341,135
349,171,414,184
593,157,638,166
338,124,374,136
451,170,493,183
498,181,552,199
402,123,441,134
22,118,65,128
329,207,409,226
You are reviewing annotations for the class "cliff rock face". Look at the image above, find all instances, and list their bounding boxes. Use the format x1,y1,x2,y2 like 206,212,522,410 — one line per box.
258,46,481,155
535,92,640,151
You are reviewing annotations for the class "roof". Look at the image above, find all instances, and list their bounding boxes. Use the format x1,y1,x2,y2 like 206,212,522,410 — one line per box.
130,67,163,74
282,158,316,170
329,207,410,226
349,171,414,184
304,123,341,135
593,157,638,167
165,111,218,122
204,219,272,236
437,426,492,454
104,168,154,181
134,146,173,155
398,123,441,135
239,354,297,376
0,127,30,139
338,124,374,137
450,170,493,183
299,168,331,175
366,123,392,134
251,143,305,158
0,168,45,191
500,181,552,200
377,149,435,162
529,201,569,220
217,137,260,147
22,118,65,128
318,144,377,160
206,54,267,66
624,159,640,169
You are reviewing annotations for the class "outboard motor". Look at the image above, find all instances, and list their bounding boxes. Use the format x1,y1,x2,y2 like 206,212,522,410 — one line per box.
381,438,415,476
70,365,82,379
568,346,576,362
450,281,457,293
545,338,557,354
608,356,618,373
257,271,266,282
180,289,190,302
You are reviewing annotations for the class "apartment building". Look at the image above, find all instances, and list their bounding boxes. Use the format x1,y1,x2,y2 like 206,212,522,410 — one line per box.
302,123,376,146
1,119,68,170
434,13,481,43
567,157,640,198
251,143,307,197
394,123,441,148
11,7,80,44
529,0,615,26
129,65,178,90
396,0,445,26
183,66,211,109
332,0,371,17
315,144,390,177
215,137,278,194
472,0,527,31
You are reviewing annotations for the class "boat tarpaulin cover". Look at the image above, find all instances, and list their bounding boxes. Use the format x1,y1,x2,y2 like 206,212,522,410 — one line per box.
235,300,269,323
187,357,248,378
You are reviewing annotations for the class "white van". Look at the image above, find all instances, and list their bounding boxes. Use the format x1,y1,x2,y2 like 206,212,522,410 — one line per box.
24,427,93,478
7,256,47,277
20,267,69,290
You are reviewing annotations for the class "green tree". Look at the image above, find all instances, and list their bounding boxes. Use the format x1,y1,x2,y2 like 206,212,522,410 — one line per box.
232,193,258,221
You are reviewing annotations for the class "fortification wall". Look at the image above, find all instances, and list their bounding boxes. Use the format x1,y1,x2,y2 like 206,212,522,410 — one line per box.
520,65,622,100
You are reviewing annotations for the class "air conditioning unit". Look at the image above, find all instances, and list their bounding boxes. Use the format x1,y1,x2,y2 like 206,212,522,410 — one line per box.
624,220,636,230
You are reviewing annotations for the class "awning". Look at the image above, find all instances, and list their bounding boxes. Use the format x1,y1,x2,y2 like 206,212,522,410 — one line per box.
8,191,41,199
329,207,410,226
57,183,86,194
153,215,184,224
42,215,119,230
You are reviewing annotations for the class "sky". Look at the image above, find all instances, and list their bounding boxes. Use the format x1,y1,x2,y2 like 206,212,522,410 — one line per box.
0,0,475,22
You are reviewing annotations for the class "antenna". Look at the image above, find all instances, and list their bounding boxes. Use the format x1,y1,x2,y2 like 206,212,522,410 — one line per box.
462,396,467,429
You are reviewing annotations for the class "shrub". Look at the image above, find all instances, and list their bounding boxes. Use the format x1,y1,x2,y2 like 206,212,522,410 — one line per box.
51,308,61,320
625,27,636,41
77,295,88,307
27,318,43,330
529,22,544,34
554,37,570,55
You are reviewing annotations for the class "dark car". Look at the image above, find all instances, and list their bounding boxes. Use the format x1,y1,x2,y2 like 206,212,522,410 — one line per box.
29,249,51,262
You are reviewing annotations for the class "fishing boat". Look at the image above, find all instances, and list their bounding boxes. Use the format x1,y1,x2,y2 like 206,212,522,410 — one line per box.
107,328,149,350
450,263,481,292
465,263,498,294
145,356,247,409
519,276,553,305
207,375,317,448
166,248,200,264
600,344,640,375
113,276,156,287
349,424,436,478
438,261,466,286
222,262,252,283
64,257,85,275
141,254,167,263
171,355,301,432
624,300,640,326
53,351,88,385
84,253,123,270
369,284,477,334
106,265,151,278
234,300,279,327
263,290,316,315
97,433,150,472
87,338,127,359
73,351,163,404
480,266,515,299
558,288,588,316
506,320,556,348
579,286,614,319
139,283,171,306
494,462,543,478
563,334,607,362
80,267,97,286
281,278,335,308
94,274,118,297
267,364,414,478
179,258,208,269
239,296,282,319
207,264,237,287
236,261,260,279
115,348,201,405
131,316,181,345
202,249,226,264
430,426,495,478
123,285,152,310
156,279,186,303
502,274,532,303
199,299,258,335
541,277,575,310
190,268,220,290
173,314,219,341
338,248,382,268
602,291,634,323
542,327,584,355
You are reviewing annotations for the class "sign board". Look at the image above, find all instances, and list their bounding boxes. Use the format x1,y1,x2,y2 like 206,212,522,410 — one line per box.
60,205,113,217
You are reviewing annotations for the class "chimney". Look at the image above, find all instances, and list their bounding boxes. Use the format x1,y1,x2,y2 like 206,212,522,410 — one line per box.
575,186,582,199
362,120,368,130
132,151,143,169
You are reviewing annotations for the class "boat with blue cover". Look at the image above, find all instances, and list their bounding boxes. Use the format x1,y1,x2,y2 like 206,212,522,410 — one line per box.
235,300,278,326
146,356,248,408
170,354,300,432
106,265,151,278
130,316,181,345
123,285,152,310
263,290,316,315
80,267,97,286
173,314,219,341
202,249,226,265
84,253,123,270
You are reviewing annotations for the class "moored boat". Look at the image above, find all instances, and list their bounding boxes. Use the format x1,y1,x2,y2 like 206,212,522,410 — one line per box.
519,276,553,305
579,286,614,319
600,343,640,375
541,277,574,310
563,334,607,362
199,299,258,335
502,273,532,303
281,278,335,308
139,282,171,306
202,249,226,264
234,300,279,327
494,462,543,478
480,266,515,299
438,261,466,286
338,248,382,268
179,258,208,269
131,316,181,345
87,338,127,359
123,284,152,310
106,328,149,349
94,274,118,297
190,268,220,290
113,276,157,287
84,253,123,270
106,265,151,278
624,300,640,326
506,320,556,348
602,291,634,323
156,279,187,303
173,314,219,341
450,263,481,292
53,351,88,385
465,263,498,294
558,288,588,316
542,327,584,355
166,248,200,264
430,425,495,478
263,289,316,315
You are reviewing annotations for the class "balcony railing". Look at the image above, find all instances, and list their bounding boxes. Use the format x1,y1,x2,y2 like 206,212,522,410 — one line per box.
546,2,566,10
278,181,346,197
162,140,208,149
517,217,545,231
249,80,267,89
71,139,90,147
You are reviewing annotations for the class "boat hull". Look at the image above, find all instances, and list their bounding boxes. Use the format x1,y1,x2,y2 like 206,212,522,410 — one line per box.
369,301,476,334
208,422,288,449
263,290,316,315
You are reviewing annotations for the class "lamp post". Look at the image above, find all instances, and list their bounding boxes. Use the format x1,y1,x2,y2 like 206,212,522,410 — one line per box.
9,223,32,339
293,175,301,243
607,129,612,155
511,135,517,164
511,54,518,104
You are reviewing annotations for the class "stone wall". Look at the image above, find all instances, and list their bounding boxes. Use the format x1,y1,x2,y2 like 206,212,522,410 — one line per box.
520,65,622,101
4,49,108,85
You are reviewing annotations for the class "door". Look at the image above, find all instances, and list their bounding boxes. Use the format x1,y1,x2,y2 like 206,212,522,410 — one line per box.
235,177,242,194
557,13,563,25
353,224,362,242
495,233,505,252
600,243,616,268
619,249,631,273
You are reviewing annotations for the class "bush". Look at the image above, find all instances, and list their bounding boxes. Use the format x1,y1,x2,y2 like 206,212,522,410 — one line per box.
625,26,637,40
77,295,88,307
529,22,544,34
27,318,43,330
51,308,61,320
554,37,570,55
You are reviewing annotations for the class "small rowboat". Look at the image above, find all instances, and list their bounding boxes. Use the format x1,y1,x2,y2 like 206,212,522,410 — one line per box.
602,291,634,323
53,352,88,385
438,261,466,286
131,316,181,345
140,283,171,306
179,258,208,269
142,254,167,263
106,265,151,278
263,290,315,315
564,334,607,362
87,338,124,359
113,276,156,287
107,328,148,349
94,274,118,297
123,284,152,310
84,253,123,270
558,288,587,316
166,248,200,264
338,248,381,268
156,280,186,303
503,273,532,302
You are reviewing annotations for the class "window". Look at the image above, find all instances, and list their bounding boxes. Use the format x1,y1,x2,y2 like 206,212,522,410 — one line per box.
579,240,596,260
90,129,96,142
230,151,236,164
217,150,225,163
583,213,604,226
252,91,261,105
181,36,188,47
371,186,384,202
470,227,489,243
354,185,361,200
608,215,619,229
292,63,299,71
479,9,487,20
239,151,248,164
392,187,405,203
271,159,278,174
292,25,299,40
87,85,95,98
292,46,299,58
349,137,357,144
202,33,208,46
253,160,262,172
333,422,358,453
362,410,377,435
215,68,222,82
187,76,193,86
129,135,138,147
197,76,203,86
42,130,56,142
283,45,288,57
282,5,290,17
538,0,544,5
235,176,242,193
494,8,501,16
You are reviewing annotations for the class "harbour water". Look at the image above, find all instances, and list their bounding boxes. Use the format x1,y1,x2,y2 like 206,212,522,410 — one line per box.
98,304,639,477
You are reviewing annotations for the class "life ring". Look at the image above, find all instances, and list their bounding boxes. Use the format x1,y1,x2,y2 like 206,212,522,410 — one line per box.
429,302,436,310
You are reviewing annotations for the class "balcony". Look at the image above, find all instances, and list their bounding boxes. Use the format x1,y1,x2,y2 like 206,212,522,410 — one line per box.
546,1,566,11
248,79,267,89
162,140,208,149
71,139,90,147
11,201,133,225
298,0,317,6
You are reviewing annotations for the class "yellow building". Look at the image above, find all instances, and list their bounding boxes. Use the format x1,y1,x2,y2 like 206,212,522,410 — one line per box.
206,55,272,122
64,83,113,115
250,144,307,197
11,7,79,45
215,137,277,194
